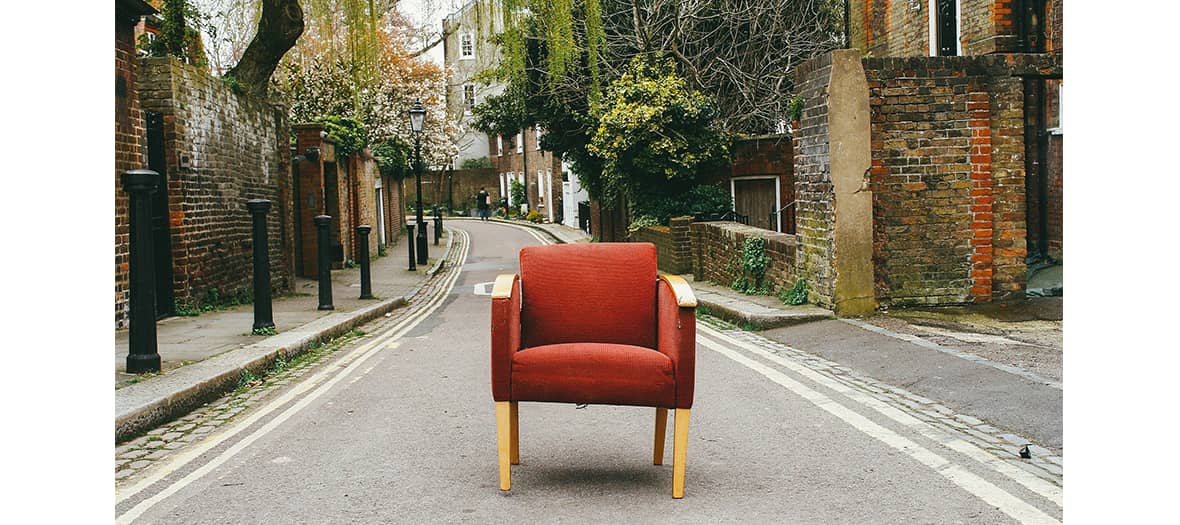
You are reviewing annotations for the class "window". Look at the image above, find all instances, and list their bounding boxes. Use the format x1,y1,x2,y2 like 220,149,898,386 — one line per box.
929,0,960,56
535,124,544,150
460,32,474,59
516,132,523,153
463,84,475,115
497,135,503,157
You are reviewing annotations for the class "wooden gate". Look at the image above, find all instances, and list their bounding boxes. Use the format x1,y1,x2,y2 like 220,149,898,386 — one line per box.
732,178,778,231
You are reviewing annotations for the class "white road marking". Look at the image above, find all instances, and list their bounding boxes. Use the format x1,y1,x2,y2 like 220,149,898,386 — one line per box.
841,318,1062,389
116,230,471,523
698,330,1060,525
700,323,1062,506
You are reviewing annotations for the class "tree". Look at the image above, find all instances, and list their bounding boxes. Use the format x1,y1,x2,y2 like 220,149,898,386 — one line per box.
587,55,729,202
223,0,305,98
269,4,458,165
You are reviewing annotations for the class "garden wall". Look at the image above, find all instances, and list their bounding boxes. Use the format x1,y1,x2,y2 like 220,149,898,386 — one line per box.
690,222,798,294
136,56,293,312
631,216,693,275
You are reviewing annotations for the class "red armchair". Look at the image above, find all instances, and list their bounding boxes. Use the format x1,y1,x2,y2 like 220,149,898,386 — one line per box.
490,242,697,498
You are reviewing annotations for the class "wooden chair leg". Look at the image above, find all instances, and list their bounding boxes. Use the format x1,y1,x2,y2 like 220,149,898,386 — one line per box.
672,408,690,499
495,401,512,491
510,401,520,465
653,407,668,465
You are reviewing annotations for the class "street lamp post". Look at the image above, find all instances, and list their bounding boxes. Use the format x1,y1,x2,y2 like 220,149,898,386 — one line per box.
409,99,428,265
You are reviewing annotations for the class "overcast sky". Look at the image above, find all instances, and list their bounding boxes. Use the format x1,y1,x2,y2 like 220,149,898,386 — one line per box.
398,0,462,67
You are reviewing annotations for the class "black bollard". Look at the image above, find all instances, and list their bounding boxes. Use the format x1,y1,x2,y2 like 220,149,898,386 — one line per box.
248,199,275,332
406,223,417,271
314,215,334,310
123,170,162,373
356,225,373,299
433,206,442,245
416,216,429,266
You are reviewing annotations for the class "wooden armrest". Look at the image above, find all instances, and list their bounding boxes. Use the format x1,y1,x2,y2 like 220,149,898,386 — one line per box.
492,274,517,299
658,274,697,308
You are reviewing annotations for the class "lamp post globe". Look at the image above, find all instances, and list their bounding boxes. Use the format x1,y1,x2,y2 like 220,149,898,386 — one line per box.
408,99,428,265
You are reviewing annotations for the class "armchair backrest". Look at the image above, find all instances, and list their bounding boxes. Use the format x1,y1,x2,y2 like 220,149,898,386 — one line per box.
519,242,657,349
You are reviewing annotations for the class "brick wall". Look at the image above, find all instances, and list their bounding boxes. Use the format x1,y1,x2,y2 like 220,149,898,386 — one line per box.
792,52,838,306
404,168,500,214
859,55,1048,305
631,216,693,274
136,57,293,312
851,0,1027,58
115,11,146,328
690,222,798,293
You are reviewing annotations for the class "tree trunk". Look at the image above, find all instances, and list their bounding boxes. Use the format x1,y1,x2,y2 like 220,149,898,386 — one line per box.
225,0,304,99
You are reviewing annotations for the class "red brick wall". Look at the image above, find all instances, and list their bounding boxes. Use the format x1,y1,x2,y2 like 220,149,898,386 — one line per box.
851,0,1031,58
690,222,798,294
631,216,694,274
792,52,838,307
137,57,293,311
115,11,147,328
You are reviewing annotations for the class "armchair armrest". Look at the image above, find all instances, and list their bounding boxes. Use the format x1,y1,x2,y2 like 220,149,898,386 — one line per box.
490,274,521,402
657,276,696,409
658,273,697,307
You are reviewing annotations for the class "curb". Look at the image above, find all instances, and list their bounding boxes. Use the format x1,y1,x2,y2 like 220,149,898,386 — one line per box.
115,233,456,443
696,293,834,330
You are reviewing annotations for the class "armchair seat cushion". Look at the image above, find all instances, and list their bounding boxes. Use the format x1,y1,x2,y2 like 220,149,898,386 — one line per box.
511,343,676,408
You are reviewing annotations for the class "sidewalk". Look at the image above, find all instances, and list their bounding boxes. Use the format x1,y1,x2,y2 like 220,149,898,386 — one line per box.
115,227,452,441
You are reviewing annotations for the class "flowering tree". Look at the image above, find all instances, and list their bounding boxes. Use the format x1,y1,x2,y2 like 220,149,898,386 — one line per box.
269,4,458,166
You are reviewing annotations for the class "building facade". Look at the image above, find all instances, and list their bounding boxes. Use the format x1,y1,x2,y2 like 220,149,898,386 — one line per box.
442,0,503,167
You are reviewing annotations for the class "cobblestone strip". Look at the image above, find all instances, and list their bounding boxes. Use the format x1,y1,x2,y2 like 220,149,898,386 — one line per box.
116,230,470,484
703,317,1063,486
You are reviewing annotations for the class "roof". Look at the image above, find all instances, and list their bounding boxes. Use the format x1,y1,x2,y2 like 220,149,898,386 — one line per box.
116,0,158,18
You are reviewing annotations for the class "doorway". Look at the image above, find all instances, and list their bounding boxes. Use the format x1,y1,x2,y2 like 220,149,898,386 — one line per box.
732,177,779,232
145,111,174,319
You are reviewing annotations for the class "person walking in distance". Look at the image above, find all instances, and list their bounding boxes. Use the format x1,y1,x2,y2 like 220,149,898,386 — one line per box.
477,187,491,221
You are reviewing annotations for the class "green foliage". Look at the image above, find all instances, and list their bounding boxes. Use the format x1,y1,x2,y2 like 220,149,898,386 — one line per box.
525,210,544,223
780,278,809,305
509,179,527,207
252,326,278,337
314,115,368,158
460,157,495,169
632,184,733,225
731,237,771,295
371,138,410,180
140,0,207,68
472,84,528,137
787,95,805,123
588,55,731,202
174,287,253,317
627,215,661,233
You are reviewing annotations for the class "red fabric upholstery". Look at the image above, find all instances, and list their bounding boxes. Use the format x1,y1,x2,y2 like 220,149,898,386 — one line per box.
657,279,696,408
490,243,695,409
519,243,657,349
511,343,675,407
490,275,521,402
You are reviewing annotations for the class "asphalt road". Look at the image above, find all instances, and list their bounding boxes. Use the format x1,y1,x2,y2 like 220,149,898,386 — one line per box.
116,221,1063,524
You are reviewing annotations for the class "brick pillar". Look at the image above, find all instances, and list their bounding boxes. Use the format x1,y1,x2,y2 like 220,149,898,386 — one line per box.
968,78,994,303
988,76,1028,299
669,216,693,275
